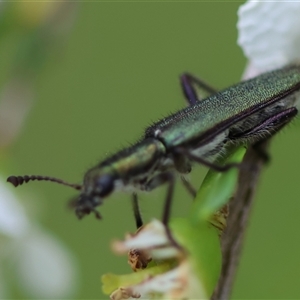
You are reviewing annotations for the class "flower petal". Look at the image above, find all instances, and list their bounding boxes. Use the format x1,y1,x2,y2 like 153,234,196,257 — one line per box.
0,178,30,238
112,220,178,257
15,228,78,298
238,1,300,70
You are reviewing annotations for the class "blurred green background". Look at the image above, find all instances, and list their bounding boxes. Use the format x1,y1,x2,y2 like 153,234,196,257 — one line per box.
1,2,300,299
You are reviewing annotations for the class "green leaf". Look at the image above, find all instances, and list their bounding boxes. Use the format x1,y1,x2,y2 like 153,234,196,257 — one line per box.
171,218,222,298
191,147,246,222
102,263,171,295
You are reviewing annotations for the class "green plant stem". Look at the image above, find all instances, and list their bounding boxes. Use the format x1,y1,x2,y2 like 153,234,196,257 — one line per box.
211,142,268,300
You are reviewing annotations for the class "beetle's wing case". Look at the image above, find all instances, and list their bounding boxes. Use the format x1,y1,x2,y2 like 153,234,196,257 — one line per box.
145,65,300,157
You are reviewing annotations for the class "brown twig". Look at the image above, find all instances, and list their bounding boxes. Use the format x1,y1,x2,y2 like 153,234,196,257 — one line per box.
211,142,268,300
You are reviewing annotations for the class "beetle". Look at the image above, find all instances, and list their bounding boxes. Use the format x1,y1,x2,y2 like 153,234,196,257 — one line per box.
7,64,300,227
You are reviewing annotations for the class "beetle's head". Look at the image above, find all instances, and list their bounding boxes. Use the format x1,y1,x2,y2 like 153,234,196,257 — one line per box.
75,170,115,219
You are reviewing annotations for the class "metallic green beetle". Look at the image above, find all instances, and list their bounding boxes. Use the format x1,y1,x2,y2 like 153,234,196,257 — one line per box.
7,64,300,225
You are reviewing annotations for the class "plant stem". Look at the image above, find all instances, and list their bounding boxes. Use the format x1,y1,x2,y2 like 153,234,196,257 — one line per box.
211,143,268,300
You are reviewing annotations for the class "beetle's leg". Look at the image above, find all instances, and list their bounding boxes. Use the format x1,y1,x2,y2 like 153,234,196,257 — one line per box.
231,106,297,144
180,73,218,105
173,147,241,172
161,173,182,248
231,107,297,140
132,193,143,229
231,107,298,163
160,173,175,226
252,140,270,163
172,154,197,197
249,107,298,162
144,172,181,248
144,172,176,224
180,176,197,198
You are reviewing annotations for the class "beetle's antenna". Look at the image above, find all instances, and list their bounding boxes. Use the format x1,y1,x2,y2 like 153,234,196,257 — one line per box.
7,175,82,190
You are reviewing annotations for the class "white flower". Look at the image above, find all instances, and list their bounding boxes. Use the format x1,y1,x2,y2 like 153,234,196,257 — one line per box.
110,260,205,300
0,176,78,298
0,177,30,238
103,219,221,300
237,1,300,78
113,220,180,262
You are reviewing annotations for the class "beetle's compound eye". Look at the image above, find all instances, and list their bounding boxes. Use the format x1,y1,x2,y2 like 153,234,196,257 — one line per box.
96,174,114,197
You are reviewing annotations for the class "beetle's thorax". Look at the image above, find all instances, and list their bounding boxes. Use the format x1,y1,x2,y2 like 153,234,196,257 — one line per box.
83,138,168,195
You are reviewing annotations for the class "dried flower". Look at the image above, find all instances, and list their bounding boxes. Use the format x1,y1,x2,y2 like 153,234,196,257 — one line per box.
103,219,221,300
